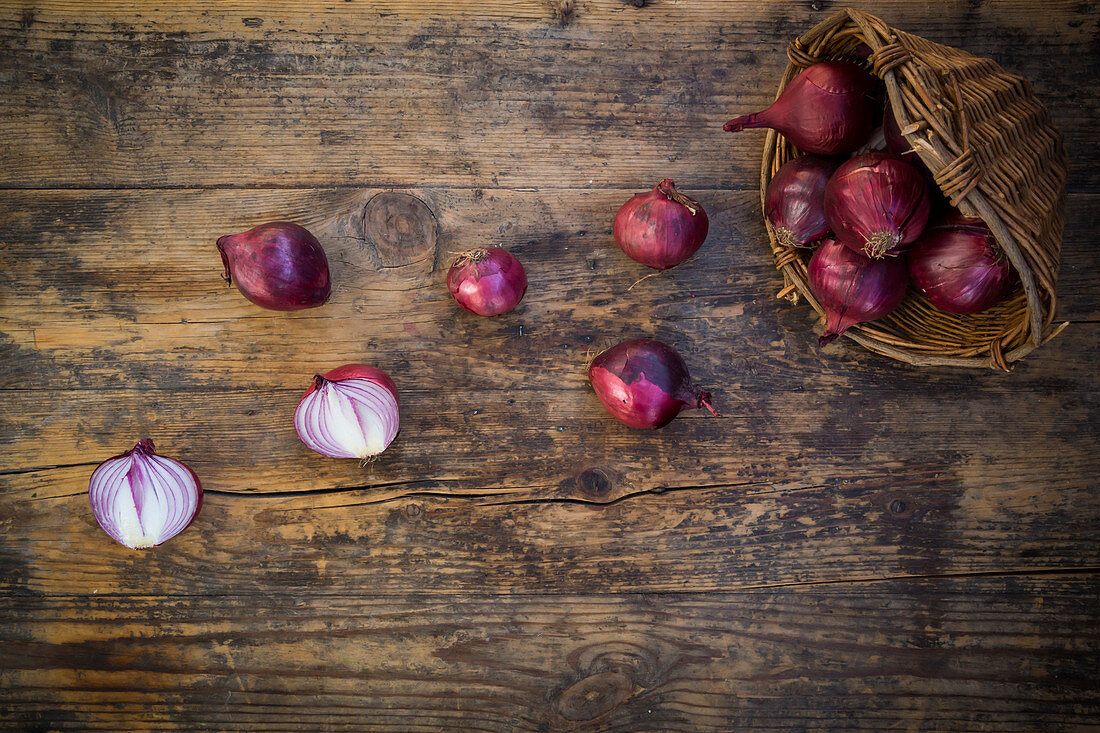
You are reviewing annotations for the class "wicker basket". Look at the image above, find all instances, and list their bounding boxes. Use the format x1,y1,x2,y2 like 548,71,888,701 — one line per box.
762,8,1068,369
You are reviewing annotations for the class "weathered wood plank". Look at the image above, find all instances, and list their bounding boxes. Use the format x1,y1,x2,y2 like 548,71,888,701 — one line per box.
2,456,1096,595
0,1,1094,190
1,578,1097,731
0,188,1096,398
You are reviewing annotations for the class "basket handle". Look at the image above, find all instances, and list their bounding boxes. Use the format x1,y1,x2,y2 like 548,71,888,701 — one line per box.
933,70,983,207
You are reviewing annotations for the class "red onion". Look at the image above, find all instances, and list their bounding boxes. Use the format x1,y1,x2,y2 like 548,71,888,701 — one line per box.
612,179,709,270
588,338,718,429
908,217,1017,315
808,238,908,345
447,247,527,316
217,222,331,311
724,61,877,155
883,105,919,165
825,152,931,259
88,439,202,549
765,155,841,248
294,364,400,459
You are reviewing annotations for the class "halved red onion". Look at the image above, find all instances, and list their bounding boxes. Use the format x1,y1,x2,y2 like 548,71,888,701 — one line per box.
88,439,202,549
294,364,400,459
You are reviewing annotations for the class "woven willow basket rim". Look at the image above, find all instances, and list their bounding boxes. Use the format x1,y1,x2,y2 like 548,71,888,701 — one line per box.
761,8,1068,370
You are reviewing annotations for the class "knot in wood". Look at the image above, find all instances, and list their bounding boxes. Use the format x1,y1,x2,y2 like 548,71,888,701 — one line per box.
554,669,634,722
363,192,437,271
576,468,612,499
404,503,422,520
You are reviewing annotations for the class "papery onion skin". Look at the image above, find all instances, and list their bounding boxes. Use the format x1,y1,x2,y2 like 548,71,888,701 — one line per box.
724,61,877,155
825,152,931,259
217,222,331,311
447,247,528,316
294,364,400,459
588,338,719,429
88,439,202,550
808,238,908,345
765,156,841,248
613,179,709,270
883,105,920,165
908,217,1017,315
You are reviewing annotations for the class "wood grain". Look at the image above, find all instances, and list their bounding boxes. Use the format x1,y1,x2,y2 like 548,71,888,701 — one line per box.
1,1,1098,730
3,458,1097,596
0,1,1095,190
0,188,1094,394
2,578,1097,731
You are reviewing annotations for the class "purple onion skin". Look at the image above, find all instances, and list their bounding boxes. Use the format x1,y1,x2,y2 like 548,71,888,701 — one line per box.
299,364,399,404
908,217,1017,315
588,338,718,429
765,155,841,248
808,239,909,345
613,180,709,270
724,61,877,155
825,152,931,259
882,105,920,165
447,247,527,316
217,222,331,311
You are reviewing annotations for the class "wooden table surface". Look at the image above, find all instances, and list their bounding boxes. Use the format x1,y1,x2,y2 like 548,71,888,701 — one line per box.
2,1,1098,730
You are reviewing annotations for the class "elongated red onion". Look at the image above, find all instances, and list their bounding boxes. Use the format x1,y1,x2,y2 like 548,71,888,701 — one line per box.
808,238,908,345
908,217,1016,314
724,61,877,155
447,247,527,316
217,222,331,310
825,152,931,259
613,179,709,270
88,439,202,549
294,364,400,459
765,155,841,248
588,338,718,429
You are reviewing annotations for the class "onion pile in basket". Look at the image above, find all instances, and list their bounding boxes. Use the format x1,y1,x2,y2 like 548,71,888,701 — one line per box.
725,60,1017,345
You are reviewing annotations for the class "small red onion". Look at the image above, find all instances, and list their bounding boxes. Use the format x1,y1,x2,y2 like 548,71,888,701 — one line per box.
217,222,331,311
825,152,931,259
588,338,718,429
294,364,400,459
88,439,202,549
447,247,527,316
883,105,919,165
808,238,908,345
613,179,709,270
908,217,1017,315
765,155,841,248
724,61,877,155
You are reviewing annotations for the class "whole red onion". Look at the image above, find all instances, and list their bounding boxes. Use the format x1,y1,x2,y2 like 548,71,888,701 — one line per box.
295,364,400,459
825,152,931,259
613,179,709,270
217,222,331,310
908,217,1017,315
808,238,908,345
88,439,202,549
724,61,877,155
765,155,841,248
447,247,527,316
588,338,718,429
